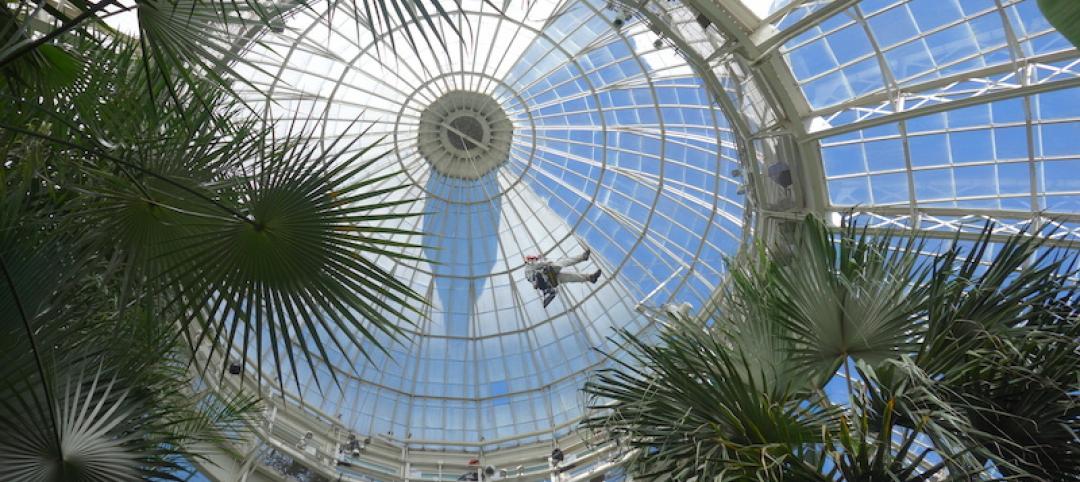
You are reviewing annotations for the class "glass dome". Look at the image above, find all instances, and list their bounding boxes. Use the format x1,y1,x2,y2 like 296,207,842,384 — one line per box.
234,0,745,450
680,0,1080,241
215,0,1079,475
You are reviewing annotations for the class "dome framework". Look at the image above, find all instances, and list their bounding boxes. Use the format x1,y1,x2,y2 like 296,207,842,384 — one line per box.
206,0,1079,480
234,0,743,456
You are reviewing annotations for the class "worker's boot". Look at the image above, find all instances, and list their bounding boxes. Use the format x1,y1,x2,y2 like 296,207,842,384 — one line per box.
543,290,557,308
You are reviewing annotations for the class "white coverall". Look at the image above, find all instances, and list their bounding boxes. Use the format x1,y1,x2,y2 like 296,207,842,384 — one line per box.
525,251,592,286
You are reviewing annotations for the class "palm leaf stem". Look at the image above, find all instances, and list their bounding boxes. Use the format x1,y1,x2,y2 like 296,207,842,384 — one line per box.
0,255,63,476
0,0,115,68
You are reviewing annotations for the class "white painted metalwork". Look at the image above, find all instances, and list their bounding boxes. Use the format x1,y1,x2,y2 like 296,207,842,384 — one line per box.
193,0,1080,479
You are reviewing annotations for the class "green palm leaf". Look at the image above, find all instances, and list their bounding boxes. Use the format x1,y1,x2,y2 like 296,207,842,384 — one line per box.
823,361,979,482
768,215,932,377
3,33,427,392
164,131,426,391
582,315,844,481
0,201,261,482
1,365,146,482
133,0,279,115
584,214,1080,480
719,244,822,393
0,352,262,482
915,225,1080,479
1039,0,1080,50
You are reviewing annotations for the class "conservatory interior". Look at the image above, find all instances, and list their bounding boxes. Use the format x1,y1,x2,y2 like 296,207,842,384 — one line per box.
1,0,1079,481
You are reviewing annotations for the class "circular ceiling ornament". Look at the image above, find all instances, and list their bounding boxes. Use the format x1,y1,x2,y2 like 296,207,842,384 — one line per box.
418,91,513,180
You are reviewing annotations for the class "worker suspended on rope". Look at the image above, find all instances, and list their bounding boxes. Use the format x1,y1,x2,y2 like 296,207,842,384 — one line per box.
524,248,601,308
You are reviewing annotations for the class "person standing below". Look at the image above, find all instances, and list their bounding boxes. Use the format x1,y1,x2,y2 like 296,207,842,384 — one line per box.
524,248,601,308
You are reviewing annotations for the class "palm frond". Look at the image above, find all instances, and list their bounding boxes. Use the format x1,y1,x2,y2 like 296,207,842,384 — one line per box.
0,351,262,482
769,215,933,376
910,222,1080,478
3,34,427,392
134,0,277,117
0,202,262,482
582,315,844,481
583,214,1080,481
1039,0,1080,49
0,363,146,482
718,243,823,393
163,129,426,392
824,361,979,482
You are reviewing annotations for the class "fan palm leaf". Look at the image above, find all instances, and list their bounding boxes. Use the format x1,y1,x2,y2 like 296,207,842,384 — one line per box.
768,215,933,378
160,128,427,391
825,363,963,482
0,1,433,479
582,316,844,481
0,1,81,93
3,32,427,392
583,214,1080,481
911,223,1080,478
0,343,263,481
718,244,822,393
0,200,261,482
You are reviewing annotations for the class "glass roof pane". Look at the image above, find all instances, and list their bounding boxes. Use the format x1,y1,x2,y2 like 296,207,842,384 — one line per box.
781,0,1077,120
821,84,1080,214
746,0,1079,225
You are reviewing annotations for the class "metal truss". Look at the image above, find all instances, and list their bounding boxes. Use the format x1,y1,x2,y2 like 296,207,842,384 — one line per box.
680,0,1080,247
